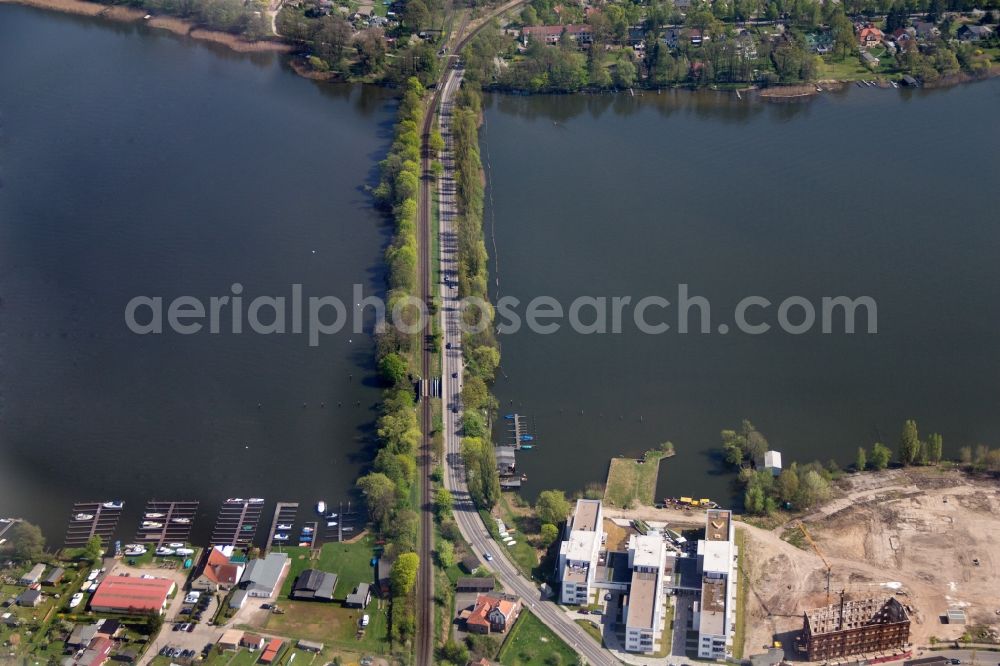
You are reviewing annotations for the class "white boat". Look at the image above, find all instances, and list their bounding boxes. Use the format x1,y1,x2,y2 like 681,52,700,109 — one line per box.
341,527,354,532
249,497,264,504
274,534,289,541
69,593,84,608
145,512,165,519
171,517,191,524
86,569,99,581
326,521,338,528
326,513,338,519
277,523,292,530
176,548,194,556
167,542,184,548
124,543,143,550
301,526,313,533
142,521,163,529
101,501,123,509
124,547,147,556
74,513,94,521
80,581,92,592
226,498,245,504
316,501,327,514
155,547,175,556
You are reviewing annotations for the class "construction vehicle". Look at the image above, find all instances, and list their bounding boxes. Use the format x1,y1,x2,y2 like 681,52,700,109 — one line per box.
799,524,832,603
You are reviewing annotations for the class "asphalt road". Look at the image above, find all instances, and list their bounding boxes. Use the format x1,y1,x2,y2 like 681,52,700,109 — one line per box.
434,62,619,666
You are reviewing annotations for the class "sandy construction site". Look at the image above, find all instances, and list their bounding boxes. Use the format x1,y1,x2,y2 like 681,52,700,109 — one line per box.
742,468,1000,657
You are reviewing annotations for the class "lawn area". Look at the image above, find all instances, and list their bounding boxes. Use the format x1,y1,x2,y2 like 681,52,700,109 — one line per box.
497,611,577,666
817,55,873,80
314,537,379,599
248,537,390,656
574,618,603,645
604,449,668,508
733,527,749,659
494,495,541,578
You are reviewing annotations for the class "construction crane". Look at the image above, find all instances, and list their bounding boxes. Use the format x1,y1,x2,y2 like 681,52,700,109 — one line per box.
799,524,832,604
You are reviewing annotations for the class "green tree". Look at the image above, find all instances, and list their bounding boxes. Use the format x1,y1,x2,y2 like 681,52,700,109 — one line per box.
83,535,103,563
776,468,800,503
390,552,420,597
439,640,469,664
378,352,409,384
356,472,397,530
539,523,560,547
434,487,454,517
535,490,571,526
899,419,921,465
5,521,45,561
926,433,943,463
744,483,765,514
856,446,867,472
436,540,454,569
959,445,973,464
797,470,831,508
870,442,891,470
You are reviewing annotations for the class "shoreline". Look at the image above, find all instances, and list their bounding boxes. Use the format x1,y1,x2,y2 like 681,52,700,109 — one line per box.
1,0,293,53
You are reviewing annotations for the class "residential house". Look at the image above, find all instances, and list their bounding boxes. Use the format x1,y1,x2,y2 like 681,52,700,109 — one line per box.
858,25,884,48
42,567,65,586
240,552,289,598
260,638,283,664
16,589,42,607
191,546,245,593
461,593,522,635
663,28,682,48
521,24,593,46
689,28,704,45
345,583,371,608
19,563,45,586
914,21,940,39
290,569,337,601
241,633,266,651
861,50,880,67
65,636,113,666
66,624,100,649
958,24,993,40
217,629,243,651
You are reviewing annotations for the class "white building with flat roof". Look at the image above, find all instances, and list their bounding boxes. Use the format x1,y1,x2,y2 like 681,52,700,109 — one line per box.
694,509,738,660
623,533,667,654
558,499,603,605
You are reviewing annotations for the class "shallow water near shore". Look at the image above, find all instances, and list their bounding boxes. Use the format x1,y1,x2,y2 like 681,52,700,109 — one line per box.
0,5,397,542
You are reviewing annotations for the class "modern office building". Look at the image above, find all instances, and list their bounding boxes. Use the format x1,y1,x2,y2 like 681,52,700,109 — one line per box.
694,509,737,659
557,499,604,605
622,533,668,653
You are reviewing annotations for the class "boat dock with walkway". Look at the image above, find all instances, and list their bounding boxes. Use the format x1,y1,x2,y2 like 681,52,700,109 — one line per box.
64,501,124,548
135,500,199,547
266,502,299,549
210,498,264,547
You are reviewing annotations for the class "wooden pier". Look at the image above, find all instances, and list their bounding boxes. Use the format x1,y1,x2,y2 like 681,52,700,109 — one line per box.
210,499,265,547
266,502,299,550
318,501,362,544
135,500,199,547
64,501,124,548
505,413,534,449
0,518,19,543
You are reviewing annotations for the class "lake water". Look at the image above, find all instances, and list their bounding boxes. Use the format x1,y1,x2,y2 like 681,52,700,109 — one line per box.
0,5,396,543
483,83,1000,505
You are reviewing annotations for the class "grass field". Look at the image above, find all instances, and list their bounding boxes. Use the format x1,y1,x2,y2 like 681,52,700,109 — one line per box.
604,449,668,508
248,538,392,656
732,527,748,659
497,610,577,666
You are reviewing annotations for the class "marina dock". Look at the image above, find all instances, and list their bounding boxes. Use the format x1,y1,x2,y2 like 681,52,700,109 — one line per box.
505,413,534,449
0,517,19,543
134,500,199,547
210,498,264,547
266,502,299,549
318,501,361,544
64,501,124,548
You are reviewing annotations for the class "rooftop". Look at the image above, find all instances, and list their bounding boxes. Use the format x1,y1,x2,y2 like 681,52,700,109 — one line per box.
698,538,733,575
625,570,659,631
572,499,601,532
629,533,664,570
90,576,174,612
562,529,597,563
705,509,732,541
699,577,727,636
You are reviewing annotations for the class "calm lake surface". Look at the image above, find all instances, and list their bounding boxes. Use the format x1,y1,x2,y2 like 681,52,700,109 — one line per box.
0,5,396,542
483,82,1000,505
